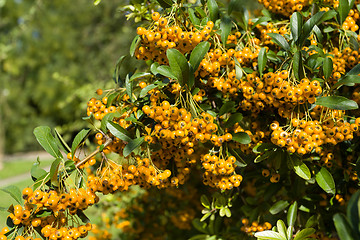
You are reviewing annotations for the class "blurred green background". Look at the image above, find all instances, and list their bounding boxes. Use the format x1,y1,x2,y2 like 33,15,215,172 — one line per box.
0,0,138,155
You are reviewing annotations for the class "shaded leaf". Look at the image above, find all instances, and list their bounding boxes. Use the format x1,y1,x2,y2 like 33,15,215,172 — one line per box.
207,0,219,22
293,50,302,81
220,16,232,46
155,0,173,8
269,200,289,215
291,12,303,43
258,48,267,77
333,213,356,240
188,8,200,26
323,57,333,80
224,113,243,128
219,101,235,115
167,49,190,86
232,132,251,144
123,137,145,157
267,33,290,51
333,75,360,89
346,190,360,238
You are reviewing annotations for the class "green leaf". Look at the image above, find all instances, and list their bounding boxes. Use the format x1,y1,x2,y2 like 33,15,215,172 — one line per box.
290,12,303,43
224,113,243,128
167,49,190,86
269,200,289,215
157,65,178,80
155,0,173,8
293,228,316,240
125,74,133,101
219,101,235,115
254,230,287,240
293,50,302,81
347,63,360,75
200,212,212,222
254,149,276,163
54,128,71,153
220,16,232,46
258,48,267,78
189,8,200,26
315,96,358,110
346,190,360,238
71,129,91,156
31,161,47,179
50,158,62,186
207,0,219,22
189,234,208,240
193,218,209,234
123,137,145,157
267,33,290,51
219,207,226,217
130,35,140,57
315,167,336,194
33,126,62,158
333,75,360,89
287,201,298,227
113,55,127,85
190,41,210,71
338,0,351,24
323,57,333,80
305,215,318,228
93,0,101,5
101,112,121,132
253,143,276,153
234,57,243,80
139,84,158,98
225,207,231,217
1,185,23,205
76,210,90,223
333,213,356,240
232,132,251,144
150,62,160,75
251,16,271,29
107,121,132,142
292,158,311,180
276,220,288,240
129,72,151,82
201,195,211,208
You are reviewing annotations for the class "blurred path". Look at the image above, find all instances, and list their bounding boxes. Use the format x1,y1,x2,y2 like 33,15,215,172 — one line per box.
0,165,51,187
4,151,52,162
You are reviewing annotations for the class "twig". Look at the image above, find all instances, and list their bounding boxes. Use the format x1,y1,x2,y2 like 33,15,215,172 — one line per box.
75,138,113,168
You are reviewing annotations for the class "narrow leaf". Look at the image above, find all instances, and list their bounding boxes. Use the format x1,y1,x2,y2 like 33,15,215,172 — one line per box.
107,121,132,142
123,137,145,157
316,96,358,110
291,12,303,43
258,48,267,77
267,33,290,51
287,201,298,227
71,129,91,156
323,57,333,79
130,35,140,57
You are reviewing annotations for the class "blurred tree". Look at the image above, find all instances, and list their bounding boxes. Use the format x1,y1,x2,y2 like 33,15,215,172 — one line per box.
0,0,140,154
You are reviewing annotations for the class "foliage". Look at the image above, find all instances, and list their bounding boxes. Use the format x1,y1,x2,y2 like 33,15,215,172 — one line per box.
2,0,360,239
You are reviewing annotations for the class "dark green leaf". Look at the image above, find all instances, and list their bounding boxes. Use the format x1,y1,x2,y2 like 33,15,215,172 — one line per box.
305,215,318,228
232,132,251,144
107,121,132,142
315,167,336,194
207,0,219,22
347,63,360,75
346,190,360,238
333,213,356,240
130,35,140,57
287,201,298,227
71,129,91,156
313,25,323,42
293,50,303,81
190,41,210,72
125,74,133,101
33,126,62,158
201,195,211,208
76,210,90,223
269,200,289,215
101,112,121,132
155,0,173,8
50,158,62,186
195,7,207,18
123,137,145,157
290,12,303,43
258,48,267,77
338,0,351,24
316,96,358,110
220,16,232,46
219,101,235,115
224,113,243,128
167,49,190,86
1,185,23,205
254,149,276,163
253,143,276,153
189,8,200,26
157,65,178,80
323,57,333,80
140,84,158,98
129,72,151,82
267,33,290,51
113,55,127,85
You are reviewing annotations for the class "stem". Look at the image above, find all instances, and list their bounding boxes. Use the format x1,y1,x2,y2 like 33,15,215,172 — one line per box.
75,138,113,168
